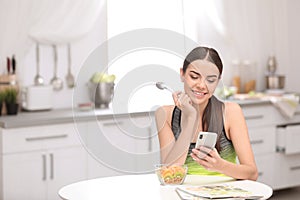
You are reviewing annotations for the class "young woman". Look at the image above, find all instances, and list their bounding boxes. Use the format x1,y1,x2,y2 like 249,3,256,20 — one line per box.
155,46,258,180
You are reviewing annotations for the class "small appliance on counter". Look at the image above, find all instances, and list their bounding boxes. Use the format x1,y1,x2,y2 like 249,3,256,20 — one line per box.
265,55,285,94
21,85,53,111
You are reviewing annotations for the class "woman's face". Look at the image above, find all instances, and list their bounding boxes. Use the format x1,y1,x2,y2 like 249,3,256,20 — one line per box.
180,59,220,105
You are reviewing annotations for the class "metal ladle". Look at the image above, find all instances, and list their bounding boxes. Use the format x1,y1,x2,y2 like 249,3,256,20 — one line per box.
65,43,75,88
34,43,44,85
50,45,63,91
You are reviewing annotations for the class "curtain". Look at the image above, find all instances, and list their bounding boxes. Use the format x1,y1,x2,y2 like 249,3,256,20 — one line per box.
0,0,104,70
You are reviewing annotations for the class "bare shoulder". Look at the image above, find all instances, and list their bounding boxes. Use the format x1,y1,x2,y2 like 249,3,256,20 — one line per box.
224,101,247,140
155,105,175,129
224,101,244,120
155,105,174,115
155,105,175,119
224,101,242,113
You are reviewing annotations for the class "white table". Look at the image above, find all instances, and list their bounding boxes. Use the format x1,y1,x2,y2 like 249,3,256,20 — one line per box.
58,174,273,200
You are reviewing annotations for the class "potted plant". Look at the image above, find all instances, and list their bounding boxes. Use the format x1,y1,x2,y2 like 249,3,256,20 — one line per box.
4,88,19,115
0,90,5,116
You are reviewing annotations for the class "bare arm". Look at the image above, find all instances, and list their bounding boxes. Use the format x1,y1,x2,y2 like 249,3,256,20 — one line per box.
224,102,258,180
155,92,198,165
190,102,258,180
155,106,197,164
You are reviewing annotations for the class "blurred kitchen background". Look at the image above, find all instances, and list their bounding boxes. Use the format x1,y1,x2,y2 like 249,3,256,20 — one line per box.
1,0,299,110
1,0,300,199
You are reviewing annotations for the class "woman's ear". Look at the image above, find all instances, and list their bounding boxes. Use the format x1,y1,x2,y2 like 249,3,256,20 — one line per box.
180,68,184,82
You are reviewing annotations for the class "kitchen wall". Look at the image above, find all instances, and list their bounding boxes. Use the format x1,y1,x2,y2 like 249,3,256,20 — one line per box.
286,0,300,93
1,0,300,110
183,0,294,92
19,14,107,108
106,0,300,101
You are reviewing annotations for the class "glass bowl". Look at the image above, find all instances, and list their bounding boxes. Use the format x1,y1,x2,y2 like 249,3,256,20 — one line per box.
155,164,188,185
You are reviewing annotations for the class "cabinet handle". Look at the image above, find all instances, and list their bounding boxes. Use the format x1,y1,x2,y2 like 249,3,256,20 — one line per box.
250,140,264,145
50,153,54,180
25,134,68,142
148,127,152,152
290,166,300,171
258,172,263,177
42,154,47,181
245,115,264,120
102,121,124,127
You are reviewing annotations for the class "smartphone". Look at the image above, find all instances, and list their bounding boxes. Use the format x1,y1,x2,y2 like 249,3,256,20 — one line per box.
195,132,217,159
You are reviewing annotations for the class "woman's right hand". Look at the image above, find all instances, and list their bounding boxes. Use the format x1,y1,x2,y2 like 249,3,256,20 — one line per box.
172,91,197,117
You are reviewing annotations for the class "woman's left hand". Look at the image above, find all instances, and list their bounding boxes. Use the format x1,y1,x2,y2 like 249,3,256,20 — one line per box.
190,146,225,173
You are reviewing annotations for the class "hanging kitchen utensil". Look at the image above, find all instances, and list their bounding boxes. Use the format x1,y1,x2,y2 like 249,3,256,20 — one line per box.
34,43,44,85
12,55,16,74
50,45,63,91
65,43,75,88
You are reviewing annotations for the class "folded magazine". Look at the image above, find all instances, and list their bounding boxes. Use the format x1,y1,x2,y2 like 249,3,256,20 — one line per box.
176,182,264,199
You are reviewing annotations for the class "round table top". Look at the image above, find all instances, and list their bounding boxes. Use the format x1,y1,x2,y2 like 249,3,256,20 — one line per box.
58,174,273,200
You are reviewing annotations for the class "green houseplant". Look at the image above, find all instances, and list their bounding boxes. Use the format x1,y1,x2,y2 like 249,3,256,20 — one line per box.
0,90,5,116
4,88,19,115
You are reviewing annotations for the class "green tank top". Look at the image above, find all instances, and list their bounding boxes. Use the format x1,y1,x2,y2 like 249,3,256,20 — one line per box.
171,96,237,176
184,143,236,175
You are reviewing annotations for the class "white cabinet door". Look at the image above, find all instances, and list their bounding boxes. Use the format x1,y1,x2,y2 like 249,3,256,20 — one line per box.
1,122,88,200
248,126,276,155
254,154,275,187
130,115,160,174
86,114,160,177
86,120,132,178
3,152,47,200
47,147,87,200
3,147,87,200
87,154,124,179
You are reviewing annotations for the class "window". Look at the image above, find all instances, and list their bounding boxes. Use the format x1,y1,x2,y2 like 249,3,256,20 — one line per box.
107,0,185,112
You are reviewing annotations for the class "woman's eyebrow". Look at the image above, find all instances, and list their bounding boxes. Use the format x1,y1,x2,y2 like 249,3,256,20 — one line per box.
207,75,218,78
190,70,200,76
190,70,218,78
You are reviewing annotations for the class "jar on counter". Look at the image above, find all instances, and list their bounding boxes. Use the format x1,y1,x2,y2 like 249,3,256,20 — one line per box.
231,60,241,93
231,59,257,93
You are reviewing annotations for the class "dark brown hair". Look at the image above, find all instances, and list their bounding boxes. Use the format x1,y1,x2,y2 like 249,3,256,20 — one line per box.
183,46,224,151
182,47,223,76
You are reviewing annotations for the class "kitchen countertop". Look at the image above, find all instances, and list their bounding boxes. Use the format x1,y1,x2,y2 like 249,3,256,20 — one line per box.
227,98,271,106
0,107,154,129
0,99,272,129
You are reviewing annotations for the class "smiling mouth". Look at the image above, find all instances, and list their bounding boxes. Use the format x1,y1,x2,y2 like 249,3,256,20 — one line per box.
192,90,207,97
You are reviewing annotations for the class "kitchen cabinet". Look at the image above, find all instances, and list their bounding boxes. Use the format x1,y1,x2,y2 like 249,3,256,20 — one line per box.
46,147,87,200
3,151,47,200
0,110,160,199
1,102,299,199
85,119,133,178
277,123,300,154
274,153,300,189
241,103,279,188
247,126,276,187
85,113,160,179
129,114,160,173
241,102,300,190
274,123,300,189
0,123,87,200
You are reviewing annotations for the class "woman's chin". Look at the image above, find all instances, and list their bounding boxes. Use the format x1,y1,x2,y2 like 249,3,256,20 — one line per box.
190,95,210,105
